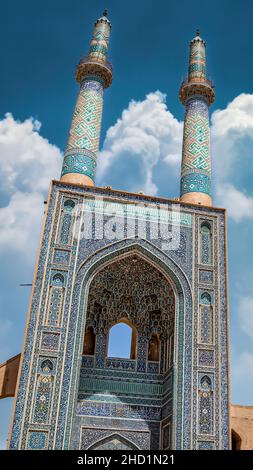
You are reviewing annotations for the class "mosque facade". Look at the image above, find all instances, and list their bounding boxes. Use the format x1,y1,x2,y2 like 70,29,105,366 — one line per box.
1,11,250,450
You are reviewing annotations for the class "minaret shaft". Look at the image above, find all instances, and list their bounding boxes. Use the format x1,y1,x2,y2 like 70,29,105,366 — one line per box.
61,79,104,186
61,11,112,187
180,98,211,205
179,32,214,206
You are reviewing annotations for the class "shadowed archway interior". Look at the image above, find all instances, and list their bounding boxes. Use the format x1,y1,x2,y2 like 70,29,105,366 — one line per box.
231,429,242,450
75,253,176,450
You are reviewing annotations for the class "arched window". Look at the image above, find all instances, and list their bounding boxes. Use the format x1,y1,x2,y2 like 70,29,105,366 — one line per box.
107,321,137,360
64,199,75,212
199,292,213,344
52,273,64,286
200,375,212,391
200,222,212,264
148,334,160,362
83,326,96,356
200,292,212,305
41,359,53,375
60,199,75,245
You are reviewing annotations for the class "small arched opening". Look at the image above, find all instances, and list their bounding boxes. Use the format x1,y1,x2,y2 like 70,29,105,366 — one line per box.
200,222,212,265
107,319,137,360
83,326,96,356
148,334,160,362
231,429,242,450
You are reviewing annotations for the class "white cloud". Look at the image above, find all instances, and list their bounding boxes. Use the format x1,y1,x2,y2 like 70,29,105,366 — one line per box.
211,93,253,220
212,93,253,138
97,91,183,195
216,183,253,221
0,114,62,255
0,191,45,255
212,93,253,180
0,113,62,193
239,296,253,340
1,92,253,259
97,91,253,221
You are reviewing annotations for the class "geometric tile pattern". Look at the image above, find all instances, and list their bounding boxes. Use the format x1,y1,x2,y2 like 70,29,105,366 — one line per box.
59,213,72,245
181,98,211,196
61,152,97,181
41,332,60,351
181,172,211,195
188,40,206,81
200,305,213,344
198,349,214,366
46,287,64,326
66,82,103,153
61,79,103,182
198,441,214,450
89,19,110,63
198,375,213,435
53,249,70,265
81,428,150,450
27,431,48,450
58,199,75,246
182,100,210,170
200,223,212,264
33,375,53,424
199,270,213,284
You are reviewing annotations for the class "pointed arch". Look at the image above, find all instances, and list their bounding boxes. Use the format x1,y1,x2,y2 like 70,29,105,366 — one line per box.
59,239,193,450
88,433,140,450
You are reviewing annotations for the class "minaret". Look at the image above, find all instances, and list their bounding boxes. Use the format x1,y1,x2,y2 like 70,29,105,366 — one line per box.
61,10,112,187
179,31,215,206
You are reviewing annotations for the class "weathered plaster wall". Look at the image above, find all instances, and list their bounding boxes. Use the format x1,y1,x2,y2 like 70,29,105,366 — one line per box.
231,404,253,450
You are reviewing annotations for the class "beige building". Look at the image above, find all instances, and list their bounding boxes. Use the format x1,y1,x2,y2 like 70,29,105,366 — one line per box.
231,405,253,450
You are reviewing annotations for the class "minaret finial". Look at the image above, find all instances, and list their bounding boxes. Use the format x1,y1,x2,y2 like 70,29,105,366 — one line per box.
60,12,113,187
196,29,200,37
103,9,108,17
179,33,215,206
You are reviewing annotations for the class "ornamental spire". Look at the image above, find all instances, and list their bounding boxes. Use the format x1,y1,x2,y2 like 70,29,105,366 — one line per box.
60,11,112,187
179,31,215,206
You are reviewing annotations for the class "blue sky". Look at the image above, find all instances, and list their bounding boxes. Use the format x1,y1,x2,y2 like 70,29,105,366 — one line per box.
1,0,253,448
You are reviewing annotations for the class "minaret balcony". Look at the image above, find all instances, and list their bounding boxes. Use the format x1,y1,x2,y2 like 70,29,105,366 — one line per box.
76,56,113,87
179,78,215,105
